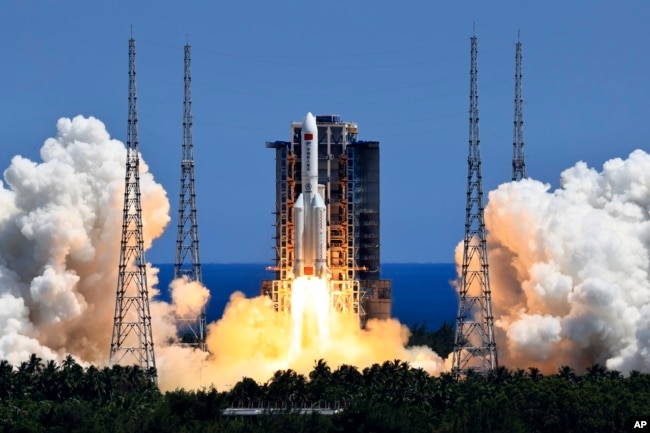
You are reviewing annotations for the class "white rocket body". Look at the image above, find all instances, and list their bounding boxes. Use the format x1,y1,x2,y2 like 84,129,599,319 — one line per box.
293,112,329,279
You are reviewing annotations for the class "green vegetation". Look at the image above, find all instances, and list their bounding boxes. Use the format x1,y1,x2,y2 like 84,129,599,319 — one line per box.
407,321,455,358
0,325,648,432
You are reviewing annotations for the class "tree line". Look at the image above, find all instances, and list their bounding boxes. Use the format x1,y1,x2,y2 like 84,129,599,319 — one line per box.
0,323,648,432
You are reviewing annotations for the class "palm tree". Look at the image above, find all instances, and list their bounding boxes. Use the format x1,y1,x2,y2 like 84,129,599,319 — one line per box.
489,365,513,384
266,369,307,403
60,355,83,398
62,354,76,370
39,359,61,400
332,364,362,386
434,372,458,412
9,354,44,400
29,354,44,374
527,366,543,382
557,365,577,382
229,377,263,405
81,365,106,401
512,368,527,382
585,363,607,381
607,369,623,381
309,359,331,382
362,360,423,406
307,359,332,402
0,360,14,398
331,364,363,402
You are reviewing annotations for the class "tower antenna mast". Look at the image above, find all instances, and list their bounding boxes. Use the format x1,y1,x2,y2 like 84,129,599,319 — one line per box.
452,35,498,377
174,41,207,351
110,36,157,382
512,31,526,181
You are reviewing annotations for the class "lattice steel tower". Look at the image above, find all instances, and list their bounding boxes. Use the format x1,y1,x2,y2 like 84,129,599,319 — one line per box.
512,33,526,181
110,36,157,380
174,42,206,351
452,35,498,376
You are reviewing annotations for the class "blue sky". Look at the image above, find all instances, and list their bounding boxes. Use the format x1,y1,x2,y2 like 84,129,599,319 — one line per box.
1,1,648,264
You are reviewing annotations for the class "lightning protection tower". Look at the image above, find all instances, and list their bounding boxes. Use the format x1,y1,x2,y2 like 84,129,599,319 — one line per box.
452,35,498,377
512,32,526,181
110,36,157,382
174,42,207,351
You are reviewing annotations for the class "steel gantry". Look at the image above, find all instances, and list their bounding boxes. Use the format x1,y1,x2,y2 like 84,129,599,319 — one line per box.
110,36,157,382
512,32,526,181
452,35,498,377
174,42,207,351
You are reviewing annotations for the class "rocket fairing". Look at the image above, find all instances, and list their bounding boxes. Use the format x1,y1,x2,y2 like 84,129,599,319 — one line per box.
292,112,330,279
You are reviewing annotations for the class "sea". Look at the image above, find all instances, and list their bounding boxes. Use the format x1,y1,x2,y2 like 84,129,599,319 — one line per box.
154,263,458,330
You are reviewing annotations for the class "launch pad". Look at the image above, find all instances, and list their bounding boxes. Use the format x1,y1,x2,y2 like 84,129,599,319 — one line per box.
262,114,391,327
264,278,362,316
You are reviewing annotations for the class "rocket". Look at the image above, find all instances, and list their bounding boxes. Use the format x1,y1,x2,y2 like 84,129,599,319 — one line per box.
293,112,329,279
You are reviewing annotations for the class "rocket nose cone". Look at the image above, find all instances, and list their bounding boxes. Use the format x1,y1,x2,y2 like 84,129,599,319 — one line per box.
303,112,317,133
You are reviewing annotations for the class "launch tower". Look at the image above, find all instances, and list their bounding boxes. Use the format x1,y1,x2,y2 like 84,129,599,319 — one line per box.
263,115,391,325
174,43,207,351
452,36,498,376
512,33,526,181
110,37,157,380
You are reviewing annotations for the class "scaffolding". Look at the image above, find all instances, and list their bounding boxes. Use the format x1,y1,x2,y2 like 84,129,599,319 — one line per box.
262,116,389,326
263,279,362,316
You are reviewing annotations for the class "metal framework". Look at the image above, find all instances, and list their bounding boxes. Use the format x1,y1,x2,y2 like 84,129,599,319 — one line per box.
110,37,157,381
346,145,359,282
512,33,526,181
174,43,207,351
452,35,498,377
262,117,390,324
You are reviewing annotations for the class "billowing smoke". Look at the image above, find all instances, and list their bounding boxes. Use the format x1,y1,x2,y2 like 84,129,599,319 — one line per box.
164,291,446,391
484,149,650,374
0,115,444,392
0,115,170,365
170,277,210,318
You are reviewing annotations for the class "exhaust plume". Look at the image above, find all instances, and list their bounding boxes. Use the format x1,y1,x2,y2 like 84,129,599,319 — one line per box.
0,115,445,391
484,149,650,374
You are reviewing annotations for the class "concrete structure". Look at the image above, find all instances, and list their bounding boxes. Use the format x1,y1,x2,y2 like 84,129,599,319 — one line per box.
262,114,391,326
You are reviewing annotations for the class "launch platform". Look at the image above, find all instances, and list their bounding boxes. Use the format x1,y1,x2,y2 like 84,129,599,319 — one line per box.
262,114,391,326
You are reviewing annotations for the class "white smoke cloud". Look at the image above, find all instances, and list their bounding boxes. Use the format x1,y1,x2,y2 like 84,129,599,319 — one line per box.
170,277,210,318
13,113,649,388
485,149,650,374
0,114,444,392
0,115,172,364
